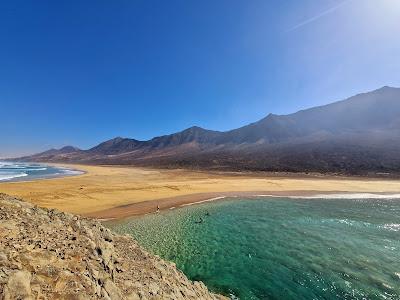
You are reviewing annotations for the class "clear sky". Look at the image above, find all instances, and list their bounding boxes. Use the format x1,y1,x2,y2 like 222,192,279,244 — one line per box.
1,0,400,157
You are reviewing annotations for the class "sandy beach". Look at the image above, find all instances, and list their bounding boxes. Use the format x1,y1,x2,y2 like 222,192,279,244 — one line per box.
1,164,400,219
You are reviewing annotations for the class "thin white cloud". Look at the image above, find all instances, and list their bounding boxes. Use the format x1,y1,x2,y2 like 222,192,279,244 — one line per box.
287,0,350,32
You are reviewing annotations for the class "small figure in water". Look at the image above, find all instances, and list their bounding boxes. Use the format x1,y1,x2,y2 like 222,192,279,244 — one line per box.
205,211,210,217
156,205,160,213
195,217,204,224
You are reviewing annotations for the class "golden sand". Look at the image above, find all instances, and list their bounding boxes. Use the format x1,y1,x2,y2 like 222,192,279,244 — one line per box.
1,164,400,219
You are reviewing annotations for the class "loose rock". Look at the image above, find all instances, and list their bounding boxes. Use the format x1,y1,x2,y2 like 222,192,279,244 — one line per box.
0,193,226,299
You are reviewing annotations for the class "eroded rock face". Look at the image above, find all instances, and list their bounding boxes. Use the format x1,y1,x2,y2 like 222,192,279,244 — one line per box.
0,194,225,300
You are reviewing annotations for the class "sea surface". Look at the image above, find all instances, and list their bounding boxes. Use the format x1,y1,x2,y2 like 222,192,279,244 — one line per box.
0,161,84,182
107,195,400,300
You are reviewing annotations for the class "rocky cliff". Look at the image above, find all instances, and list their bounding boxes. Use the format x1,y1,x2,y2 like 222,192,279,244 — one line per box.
0,194,225,300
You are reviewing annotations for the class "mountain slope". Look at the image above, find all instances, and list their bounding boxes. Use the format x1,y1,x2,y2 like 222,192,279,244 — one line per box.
218,86,400,144
15,146,82,162
13,86,400,175
88,137,144,155
145,126,222,149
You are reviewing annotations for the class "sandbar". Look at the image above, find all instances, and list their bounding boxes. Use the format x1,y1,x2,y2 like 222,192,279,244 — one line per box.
1,164,400,219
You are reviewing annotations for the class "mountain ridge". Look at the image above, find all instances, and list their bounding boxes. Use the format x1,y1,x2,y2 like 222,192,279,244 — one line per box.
12,86,400,175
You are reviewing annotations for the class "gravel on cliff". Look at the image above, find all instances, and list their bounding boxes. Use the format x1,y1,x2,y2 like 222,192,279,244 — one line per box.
0,194,226,300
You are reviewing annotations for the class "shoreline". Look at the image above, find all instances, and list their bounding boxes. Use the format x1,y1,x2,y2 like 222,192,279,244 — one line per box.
1,163,400,220
14,160,400,181
0,162,86,184
88,190,400,220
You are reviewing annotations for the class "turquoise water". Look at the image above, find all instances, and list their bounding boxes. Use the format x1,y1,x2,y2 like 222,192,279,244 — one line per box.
107,197,400,299
0,161,84,182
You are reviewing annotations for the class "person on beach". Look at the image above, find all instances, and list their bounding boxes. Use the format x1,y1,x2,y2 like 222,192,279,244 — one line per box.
156,205,160,213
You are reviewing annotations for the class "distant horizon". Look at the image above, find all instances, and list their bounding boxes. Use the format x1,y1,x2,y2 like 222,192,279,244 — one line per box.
2,1,400,157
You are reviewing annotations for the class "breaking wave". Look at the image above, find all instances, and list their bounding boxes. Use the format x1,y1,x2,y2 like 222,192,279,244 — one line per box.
0,162,83,182
0,172,28,181
256,193,400,200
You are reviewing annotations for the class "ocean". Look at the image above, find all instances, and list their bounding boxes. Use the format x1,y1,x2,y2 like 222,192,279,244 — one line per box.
107,195,400,300
0,161,84,182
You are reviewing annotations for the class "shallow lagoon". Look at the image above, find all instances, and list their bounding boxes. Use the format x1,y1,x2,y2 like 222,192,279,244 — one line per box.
108,196,400,299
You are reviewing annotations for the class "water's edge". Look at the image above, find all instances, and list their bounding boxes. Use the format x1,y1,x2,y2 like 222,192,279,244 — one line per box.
0,161,85,183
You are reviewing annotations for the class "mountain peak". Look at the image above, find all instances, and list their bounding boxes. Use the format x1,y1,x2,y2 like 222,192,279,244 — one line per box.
266,113,278,119
184,126,207,132
257,113,279,124
16,85,400,175
88,136,143,154
59,146,80,152
374,85,399,93
108,137,125,142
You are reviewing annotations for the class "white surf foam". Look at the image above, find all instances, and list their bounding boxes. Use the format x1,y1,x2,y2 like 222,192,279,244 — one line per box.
5,166,26,169
255,193,400,200
0,162,83,182
0,162,15,168
0,162,42,170
61,169,84,175
180,196,226,207
0,172,28,181
383,223,400,232
24,167,47,171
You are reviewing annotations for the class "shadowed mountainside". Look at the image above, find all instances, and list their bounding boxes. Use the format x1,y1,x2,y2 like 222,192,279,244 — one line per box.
13,86,400,175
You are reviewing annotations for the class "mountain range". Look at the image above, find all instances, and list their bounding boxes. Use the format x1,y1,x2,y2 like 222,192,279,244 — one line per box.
13,86,400,175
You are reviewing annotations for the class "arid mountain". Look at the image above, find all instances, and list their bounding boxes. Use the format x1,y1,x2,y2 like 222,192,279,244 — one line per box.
37,146,81,156
14,86,400,175
88,137,143,155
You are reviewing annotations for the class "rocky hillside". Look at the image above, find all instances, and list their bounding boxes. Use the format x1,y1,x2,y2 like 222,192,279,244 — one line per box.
0,194,225,300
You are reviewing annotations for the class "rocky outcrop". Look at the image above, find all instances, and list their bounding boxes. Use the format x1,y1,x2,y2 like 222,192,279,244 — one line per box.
0,194,225,299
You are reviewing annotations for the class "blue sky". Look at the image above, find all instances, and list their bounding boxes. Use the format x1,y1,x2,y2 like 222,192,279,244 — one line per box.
1,0,400,157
